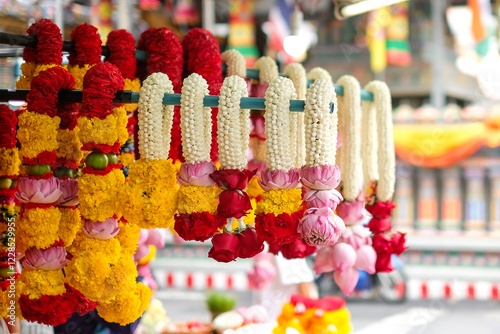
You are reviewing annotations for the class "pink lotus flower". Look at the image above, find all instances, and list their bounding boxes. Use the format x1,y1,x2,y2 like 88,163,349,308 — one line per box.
342,225,372,250
247,261,277,290
134,244,151,262
145,229,166,248
303,189,343,210
247,160,266,176
15,177,62,204
258,169,300,191
336,200,364,225
138,229,149,244
313,246,335,274
56,178,78,207
300,165,341,190
331,242,356,272
82,217,120,240
23,246,68,270
334,267,359,296
355,245,377,274
298,207,346,246
177,161,216,187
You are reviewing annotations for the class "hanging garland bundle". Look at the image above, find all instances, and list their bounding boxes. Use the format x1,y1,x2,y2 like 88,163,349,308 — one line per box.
16,19,62,89
138,28,184,162
361,81,407,273
221,49,247,78
174,73,222,242
208,75,263,263
182,28,223,162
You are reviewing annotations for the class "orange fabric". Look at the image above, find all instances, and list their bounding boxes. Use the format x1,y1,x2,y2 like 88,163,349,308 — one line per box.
468,0,487,41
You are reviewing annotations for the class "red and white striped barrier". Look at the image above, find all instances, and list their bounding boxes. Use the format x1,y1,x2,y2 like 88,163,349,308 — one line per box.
408,279,500,301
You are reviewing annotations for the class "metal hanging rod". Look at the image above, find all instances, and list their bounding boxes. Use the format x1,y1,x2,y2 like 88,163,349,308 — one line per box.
0,89,335,113
0,31,375,102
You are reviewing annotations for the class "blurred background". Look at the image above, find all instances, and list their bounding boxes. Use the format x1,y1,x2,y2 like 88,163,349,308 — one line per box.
1,0,500,333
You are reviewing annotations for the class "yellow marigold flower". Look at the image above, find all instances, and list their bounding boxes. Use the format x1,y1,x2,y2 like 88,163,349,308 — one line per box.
255,188,303,215
68,64,94,89
116,221,141,255
17,111,60,159
247,176,265,199
138,245,156,265
0,147,20,176
177,185,219,214
56,128,83,163
119,152,135,167
243,198,257,226
16,207,61,253
97,282,152,326
33,64,58,77
16,62,36,89
58,207,81,247
78,114,121,146
124,78,140,113
114,106,130,146
0,289,8,318
79,169,125,222
18,269,66,299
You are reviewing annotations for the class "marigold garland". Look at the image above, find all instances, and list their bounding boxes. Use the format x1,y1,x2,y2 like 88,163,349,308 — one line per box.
115,221,141,255
57,207,81,247
0,289,8,318
17,111,60,160
78,106,129,148
16,207,61,253
255,189,303,216
177,186,220,214
18,269,66,300
0,148,20,177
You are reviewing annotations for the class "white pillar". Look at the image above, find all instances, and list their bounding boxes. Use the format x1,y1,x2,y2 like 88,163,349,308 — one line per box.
203,0,216,33
54,0,64,33
116,0,132,31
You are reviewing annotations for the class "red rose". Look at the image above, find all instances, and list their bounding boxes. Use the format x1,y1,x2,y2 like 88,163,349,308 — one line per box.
216,190,252,219
237,228,264,258
365,201,395,234
390,232,408,256
268,242,281,255
208,232,240,263
255,212,301,246
174,212,225,242
280,239,317,259
372,234,394,272
375,250,393,273
210,169,256,190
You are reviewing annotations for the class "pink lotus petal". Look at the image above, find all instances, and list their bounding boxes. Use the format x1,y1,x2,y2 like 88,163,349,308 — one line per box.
355,245,377,274
313,246,335,274
146,229,166,248
331,242,356,272
334,267,359,296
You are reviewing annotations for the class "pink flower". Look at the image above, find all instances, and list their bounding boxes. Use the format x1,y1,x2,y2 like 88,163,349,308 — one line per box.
342,225,372,250
134,244,151,262
331,242,356,272
23,246,68,270
258,169,300,191
303,189,343,210
177,161,216,186
145,229,166,248
298,207,346,246
138,229,149,244
333,267,359,296
336,200,364,225
247,261,276,290
355,245,377,274
313,246,335,274
15,177,62,204
300,165,341,190
82,217,120,240
56,178,78,207
247,160,266,176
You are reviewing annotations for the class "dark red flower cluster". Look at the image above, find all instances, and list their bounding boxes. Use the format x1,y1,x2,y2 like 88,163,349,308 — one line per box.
208,228,264,262
68,23,102,67
81,162,122,176
372,232,407,272
19,284,97,326
210,169,255,219
182,28,223,162
174,212,225,242
26,19,62,65
106,29,137,80
255,210,303,246
365,201,395,234
0,105,17,149
290,294,346,311
81,142,122,156
81,63,124,119
23,151,57,166
138,28,183,162
269,238,317,260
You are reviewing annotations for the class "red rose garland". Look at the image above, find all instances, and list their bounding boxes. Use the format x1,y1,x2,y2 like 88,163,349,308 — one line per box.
138,28,183,162
182,28,223,162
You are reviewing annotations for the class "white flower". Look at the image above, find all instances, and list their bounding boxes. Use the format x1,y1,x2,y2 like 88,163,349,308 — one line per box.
138,72,174,161
218,75,250,170
180,73,212,163
306,67,332,82
336,75,363,201
222,50,246,78
264,76,297,171
362,81,395,202
253,56,278,84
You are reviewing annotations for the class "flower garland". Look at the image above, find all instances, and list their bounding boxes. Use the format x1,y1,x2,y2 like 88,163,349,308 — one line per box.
174,73,222,242
254,76,305,254
183,28,223,162
361,81,407,273
123,72,178,230
16,19,62,89
208,75,263,262
306,67,332,82
67,23,102,89
221,49,247,78
138,28,184,162
106,29,141,174
299,79,345,247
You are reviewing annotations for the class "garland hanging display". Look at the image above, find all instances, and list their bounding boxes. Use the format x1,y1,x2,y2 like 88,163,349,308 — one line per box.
174,73,222,242
221,49,247,78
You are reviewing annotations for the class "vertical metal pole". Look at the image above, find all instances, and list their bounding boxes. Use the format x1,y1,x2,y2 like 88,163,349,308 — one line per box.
54,0,64,33
117,0,131,31
430,0,446,111
203,0,216,32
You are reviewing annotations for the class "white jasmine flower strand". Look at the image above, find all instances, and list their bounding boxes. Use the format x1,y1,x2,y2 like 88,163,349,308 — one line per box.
284,63,307,167
364,81,395,202
253,56,278,84
218,75,250,170
304,79,337,166
361,87,379,189
306,67,332,82
336,75,362,201
138,72,174,161
180,73,211,163
264,76,297,171
221,49,247,78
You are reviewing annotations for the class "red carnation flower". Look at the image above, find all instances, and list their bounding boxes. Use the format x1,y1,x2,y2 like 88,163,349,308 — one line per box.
174,212,225,242
68,23,102,67
106,29,137,80
255,210,303,246
27,19,62,65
